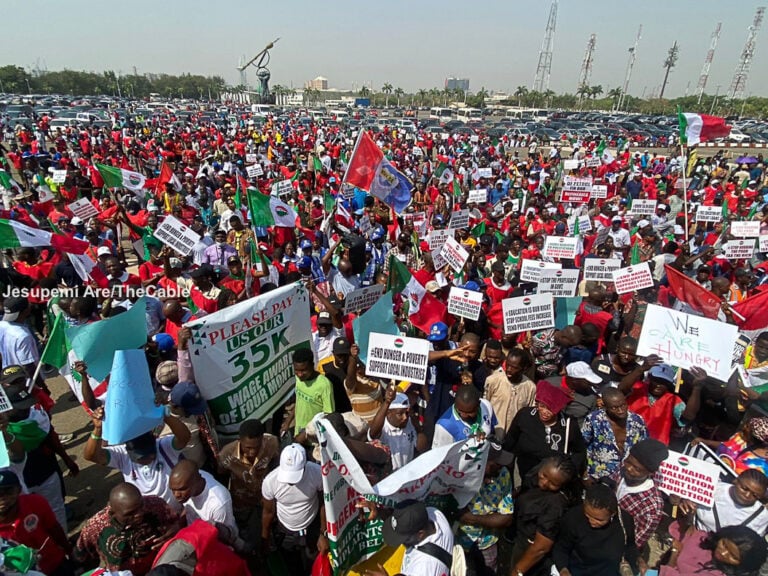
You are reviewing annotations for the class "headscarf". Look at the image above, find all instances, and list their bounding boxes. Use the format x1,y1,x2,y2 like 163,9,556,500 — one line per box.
535,380,571,415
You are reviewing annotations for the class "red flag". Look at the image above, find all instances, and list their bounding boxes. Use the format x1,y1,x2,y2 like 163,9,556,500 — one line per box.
664,265,722,319
345,132,384,191
732,289,768,332
155,160,182,195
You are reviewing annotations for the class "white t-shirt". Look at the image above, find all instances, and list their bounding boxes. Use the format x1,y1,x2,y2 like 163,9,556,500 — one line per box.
696,482,768,535
184,470,238,535
106,436,182,509
262,462,323,532
0,321,39,367
370,418,416,471
401,508,454,576
608,227,631,250
313,328,342,364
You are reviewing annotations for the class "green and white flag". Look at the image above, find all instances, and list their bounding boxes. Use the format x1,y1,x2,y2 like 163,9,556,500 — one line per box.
95,163,146,192
434,162,454,184
246,188,297,228
0,169,22,194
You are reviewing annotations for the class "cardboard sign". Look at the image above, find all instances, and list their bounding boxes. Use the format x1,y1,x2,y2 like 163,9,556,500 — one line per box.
724,239,755,260
448,209,470,230
656,450,721,507
537,269,580,297
343,284,385,313
245,153,259,164
447,287,484,321
731,221,761,238
502,293,555,334
246,164,263,179
630,199,657,216
519,259,562,283
612,262,654,294
366,333,430,383
477,167,492,178
543,236,579,260
696,206,723,223
52,169,67,184
271,179,293,196
759,236,768,253
431,247,447,271
563,159,580,171
467,189,488,204
412,146,423,156
68,198,100,220
560,176,593,203
585,157,601,168
153,215,202,256
583,258,622,282
590,185,608,199
637,304,738,382
567,215,592,234
429,229,450,251
439,236,470,272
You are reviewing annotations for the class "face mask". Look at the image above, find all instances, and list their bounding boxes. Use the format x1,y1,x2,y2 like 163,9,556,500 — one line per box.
216,241,227,247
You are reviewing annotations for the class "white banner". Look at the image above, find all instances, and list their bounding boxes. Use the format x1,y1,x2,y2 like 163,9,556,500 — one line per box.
246,164,263,179
439,236,470,272
448,209,470,230
366,333,430,383
590,184,608,199
724,239,755,260
467,189,488,204
431,247,447,271
187,284,313,433
731,221,761,238
477,167,492,178
655,450,721,507
637,304,738,382
428,229,450,251
447,287,484,320
271,179,293,196
612,262,654,294
153,215,201,256
520,259,562,283
343,284,385,313
563,159,580,171
561,176,593,203
502,293,555,333
68,197,100,221
537,269,580,297
52,169,67,184
567,215,592,234
630,199,657,216
585,157,601,168
760,236,768,253
245,153,259,164
583,258,622,282
543,236,579,260
696,206,723,223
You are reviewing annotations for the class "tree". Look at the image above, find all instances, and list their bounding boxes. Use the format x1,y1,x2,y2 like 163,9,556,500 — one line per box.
475,87,489,110
429,88,440,106
359,85,371,98
394,87,404,106
543,89,556,108
576,84,591,102
443,86,452,106
659,41,679,99
381,83,393,106
607,87,623,108
0,66,31,94
417,89,428,105
514,85,529,107
589,85,603,100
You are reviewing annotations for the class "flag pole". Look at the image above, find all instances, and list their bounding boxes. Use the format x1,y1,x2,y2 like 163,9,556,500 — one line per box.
340,129,365,191
681,142,689,243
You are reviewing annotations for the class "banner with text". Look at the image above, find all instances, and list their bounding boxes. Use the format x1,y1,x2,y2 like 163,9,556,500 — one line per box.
447,287,484,320
696,206,723,223
655,450,721,507
583,258,622,282
537,269,580,297
448,209,470,230
439,236,470,272
731,221,761,238
366,333,430,383
543,236,579,260
560,176,593,203
520,259,562,283
502,293,555,334
153,215,201,256
612,262,654,294
724,239,755,260
344,285,385,314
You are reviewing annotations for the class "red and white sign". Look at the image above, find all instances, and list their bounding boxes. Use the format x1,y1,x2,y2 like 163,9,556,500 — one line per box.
366,333,430,383
590,184,608,199
447,287,484,321
724,239,755,260
630,200,657,216
612,262,654,294
68,198,100,220
731,221,761,238
429,229,450,251
520,259,562,283
448,209,470,230
695,206,723,223
439,236,470,272
560,176,593,203
501,293,555,334
656,450,721,507
543,236,579,260
583,258,622,282
537,269,580,297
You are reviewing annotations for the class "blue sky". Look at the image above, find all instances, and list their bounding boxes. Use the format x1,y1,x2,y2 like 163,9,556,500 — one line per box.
3,0,766,97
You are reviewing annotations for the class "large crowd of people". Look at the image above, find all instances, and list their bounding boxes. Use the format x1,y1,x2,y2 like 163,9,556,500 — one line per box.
1,103,768,576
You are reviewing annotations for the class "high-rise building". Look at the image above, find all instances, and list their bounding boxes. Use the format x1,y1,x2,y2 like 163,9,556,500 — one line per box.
305,76,328,90
445,77,470,92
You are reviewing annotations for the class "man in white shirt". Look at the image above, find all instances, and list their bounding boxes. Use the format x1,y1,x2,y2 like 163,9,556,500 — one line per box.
169,460,238,536
261,444,328,574
313,311,343,364
432,385,497,449
0,297,39,376
371,501,454,576
607,215,631,260
368,389,419,470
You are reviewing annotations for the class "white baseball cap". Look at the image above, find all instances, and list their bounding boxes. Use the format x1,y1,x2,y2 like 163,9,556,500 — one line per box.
277,443,307,484
566,361,602,384
96,246,111,257
389,393,410,410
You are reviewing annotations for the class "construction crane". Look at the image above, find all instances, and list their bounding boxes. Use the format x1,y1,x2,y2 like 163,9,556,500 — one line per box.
576,34,597,99
729,7,765,100
696,22,722,105
533,0,558,93
617,25,642,111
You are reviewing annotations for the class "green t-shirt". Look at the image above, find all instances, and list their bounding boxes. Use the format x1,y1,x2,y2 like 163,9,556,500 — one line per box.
294,373,335,434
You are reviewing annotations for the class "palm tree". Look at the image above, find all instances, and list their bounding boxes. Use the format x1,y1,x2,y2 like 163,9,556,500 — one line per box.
607,87,622,110
442,87,452,106
475,87,489,110
359,85,371,98
429,88,440,106
381,83,393,106
417,89,428,105
394,87,404,106
576,84,591,102
542,89,555,108
589,85,604,100
453,88,465,103
514,85,529,107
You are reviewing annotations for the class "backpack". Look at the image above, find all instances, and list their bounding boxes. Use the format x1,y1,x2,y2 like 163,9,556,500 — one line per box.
415,542,467,576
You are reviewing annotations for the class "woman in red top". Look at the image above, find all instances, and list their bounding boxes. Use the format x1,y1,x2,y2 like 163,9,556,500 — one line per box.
483,261,515,305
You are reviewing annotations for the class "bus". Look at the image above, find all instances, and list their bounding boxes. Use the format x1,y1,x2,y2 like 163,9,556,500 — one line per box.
430,107,453,120
456,107,483,123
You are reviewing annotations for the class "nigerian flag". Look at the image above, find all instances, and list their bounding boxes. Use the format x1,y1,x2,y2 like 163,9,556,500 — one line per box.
246,188,297,228
434,162,454,184
95,163,146,192
0,169,22,194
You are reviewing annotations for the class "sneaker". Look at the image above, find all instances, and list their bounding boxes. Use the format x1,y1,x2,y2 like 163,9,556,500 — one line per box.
58,433,75,445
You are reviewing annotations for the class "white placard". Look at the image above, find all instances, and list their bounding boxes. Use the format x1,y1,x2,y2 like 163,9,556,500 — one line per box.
366,333,430,383
696,206,723,223
519,259,562,283
656,450,721,507
585,157,601,168
630,199,657,216
246,164,263,179
448,209,470,230
724,239,755,260
759,236,768,252
470,135,480,144
467,189,488,204
590,185,608,199
343,284,385,313
431,247,447,271
271,179,293,196
447,287,484,321
537,269,580,297
543,236,579,260
560,176,593,203
429,229,450,251
52,169,67,184
637,304,738,382
245,153,259,164
477,167,492,178
412,146,423,156
152,215,202,256
68,198,100,220
439,236,470,272
563,159,579,171
568,215,592,234
501,293,555,334
612,262,654,294
583,258,622,282
731,220,761,238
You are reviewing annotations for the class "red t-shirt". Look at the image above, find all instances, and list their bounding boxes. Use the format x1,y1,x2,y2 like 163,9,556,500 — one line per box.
0,494,66,575
138,261,164,282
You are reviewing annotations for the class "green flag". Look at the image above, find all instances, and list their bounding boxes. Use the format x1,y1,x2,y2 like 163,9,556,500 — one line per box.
595,140,606,157
471,222,486,238
630,241,641,265
40,313,68,369
572,216,580,236
324,191,335,214
453,179,462,198
313,156,323,172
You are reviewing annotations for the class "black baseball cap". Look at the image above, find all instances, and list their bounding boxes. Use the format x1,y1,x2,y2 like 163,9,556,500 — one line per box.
382,501,431,547
125,432,158,462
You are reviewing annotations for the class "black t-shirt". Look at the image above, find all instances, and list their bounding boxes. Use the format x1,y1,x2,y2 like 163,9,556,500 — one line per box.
321,361,353,414
515,484,569,542
591,355,639,389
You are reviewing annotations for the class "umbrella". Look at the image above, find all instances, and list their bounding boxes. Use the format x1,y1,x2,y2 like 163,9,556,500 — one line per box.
736,156,758,164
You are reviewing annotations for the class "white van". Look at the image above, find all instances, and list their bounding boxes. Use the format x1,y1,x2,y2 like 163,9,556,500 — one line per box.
146,102,177,113
330,109,349,121
455,108,482,123
251,104,273,117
